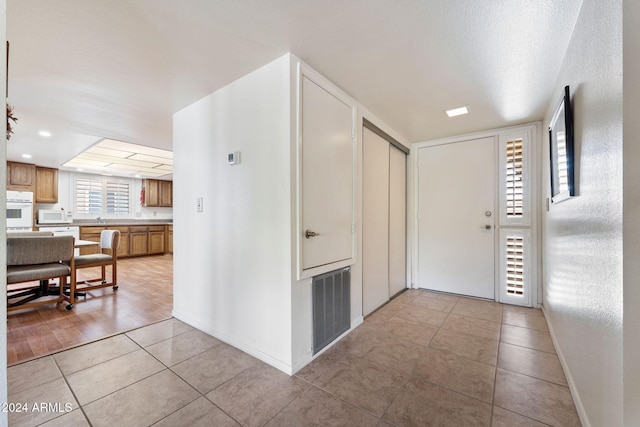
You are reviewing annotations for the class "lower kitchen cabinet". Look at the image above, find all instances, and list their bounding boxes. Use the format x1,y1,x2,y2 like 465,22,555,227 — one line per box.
129,227,149,256
110,226,130,258
149,226,166,254
79,227,106,255
80,224,169,258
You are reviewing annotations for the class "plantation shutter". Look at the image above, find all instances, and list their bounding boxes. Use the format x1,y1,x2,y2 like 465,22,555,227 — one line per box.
506,138,524,218
498,129,533,306
76,179,104,214
506,235,524,296
106,181,130,214
75,178,130,216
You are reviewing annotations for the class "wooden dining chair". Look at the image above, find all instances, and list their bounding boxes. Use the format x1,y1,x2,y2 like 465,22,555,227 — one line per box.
74,230,121,295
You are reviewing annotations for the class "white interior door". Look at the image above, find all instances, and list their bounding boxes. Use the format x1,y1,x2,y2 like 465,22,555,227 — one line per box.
362,127,390,316
388,145,406,296
417,137,496,299
301,76,354,271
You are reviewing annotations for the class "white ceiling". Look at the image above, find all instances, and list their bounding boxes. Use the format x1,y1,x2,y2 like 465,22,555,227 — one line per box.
6,0,583,172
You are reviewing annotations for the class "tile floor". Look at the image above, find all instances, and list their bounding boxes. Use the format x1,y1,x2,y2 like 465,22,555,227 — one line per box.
7,289,582,426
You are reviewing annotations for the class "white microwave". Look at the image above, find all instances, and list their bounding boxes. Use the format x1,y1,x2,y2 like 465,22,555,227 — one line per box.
38,209,72,224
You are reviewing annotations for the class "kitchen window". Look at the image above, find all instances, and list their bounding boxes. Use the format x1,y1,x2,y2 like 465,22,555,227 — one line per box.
75,177,130,216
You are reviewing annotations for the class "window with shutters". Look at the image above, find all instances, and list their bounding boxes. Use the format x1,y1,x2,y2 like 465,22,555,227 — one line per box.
506,235,524,296
499,229,530,305
76,177,130,216
498,128,534,307
506,138,523,218
499,133,530,226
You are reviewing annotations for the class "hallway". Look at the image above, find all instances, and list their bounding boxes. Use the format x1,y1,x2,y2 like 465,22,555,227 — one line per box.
8,289,580,426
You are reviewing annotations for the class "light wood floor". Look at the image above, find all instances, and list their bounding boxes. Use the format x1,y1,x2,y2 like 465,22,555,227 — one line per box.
7,254,173,366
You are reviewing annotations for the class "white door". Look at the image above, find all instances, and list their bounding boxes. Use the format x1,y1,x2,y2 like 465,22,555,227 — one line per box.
362,128,390,316
388,144,406,296
362,128,407,315
417,137,496,299
301,76,355,271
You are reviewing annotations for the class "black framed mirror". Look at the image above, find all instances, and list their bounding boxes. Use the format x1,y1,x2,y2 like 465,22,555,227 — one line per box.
549,85,575,203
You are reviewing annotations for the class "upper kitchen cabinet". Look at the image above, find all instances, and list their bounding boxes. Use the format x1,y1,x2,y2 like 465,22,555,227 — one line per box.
143,179,173,207
298,66,356,278
35,167,59,203
7,161,36,192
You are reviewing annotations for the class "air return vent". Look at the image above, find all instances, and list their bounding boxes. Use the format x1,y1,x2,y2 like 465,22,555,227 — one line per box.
313,267,350,354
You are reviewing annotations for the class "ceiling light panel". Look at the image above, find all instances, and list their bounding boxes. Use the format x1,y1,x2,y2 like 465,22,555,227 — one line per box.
64,158,112,168
129,153,174,165
76,152,162,168
98,139,173,159
63,138,173,179
86,146,136,158
446,106,469,117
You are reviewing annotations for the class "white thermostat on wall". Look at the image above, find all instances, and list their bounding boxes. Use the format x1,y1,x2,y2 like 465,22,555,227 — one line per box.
227,151,241,165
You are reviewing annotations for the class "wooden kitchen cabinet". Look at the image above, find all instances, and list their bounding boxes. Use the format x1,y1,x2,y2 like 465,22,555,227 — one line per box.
158,180,173,207
81,224,170,257
7,161,36,191
35,167,59,203
148,226,166,254
79,226,106,255
129,226,149,256
144,179,159,206
143,179,173,207
81,226,130,256
110,226,130,258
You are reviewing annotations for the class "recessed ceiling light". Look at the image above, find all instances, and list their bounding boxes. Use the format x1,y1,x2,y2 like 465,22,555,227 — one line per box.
38,130,52,137
21,154,32,159
445,106,469,117
76,168,84,172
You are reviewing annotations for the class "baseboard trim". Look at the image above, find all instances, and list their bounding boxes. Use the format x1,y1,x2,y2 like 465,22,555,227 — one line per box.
173,310,364,377
291,315,364,374
542,306,591,427
172,309,294,375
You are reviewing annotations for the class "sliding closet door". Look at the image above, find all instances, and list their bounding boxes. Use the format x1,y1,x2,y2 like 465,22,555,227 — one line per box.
388,145,406,296
362,127,390,316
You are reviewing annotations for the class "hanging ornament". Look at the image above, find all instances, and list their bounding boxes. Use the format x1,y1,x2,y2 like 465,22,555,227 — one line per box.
6,103,17,140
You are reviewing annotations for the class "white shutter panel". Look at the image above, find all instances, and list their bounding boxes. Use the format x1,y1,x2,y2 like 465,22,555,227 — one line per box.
499,133,530,226
500,229,531,306
75,177,130,216
106,181,130,215
76,179,104,214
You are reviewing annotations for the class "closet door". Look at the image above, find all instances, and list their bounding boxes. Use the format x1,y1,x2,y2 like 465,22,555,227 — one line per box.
388,145,406,296
362,127,390,316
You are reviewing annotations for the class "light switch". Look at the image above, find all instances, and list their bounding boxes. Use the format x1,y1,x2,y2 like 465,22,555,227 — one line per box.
197,197,203,212
228,151,240,165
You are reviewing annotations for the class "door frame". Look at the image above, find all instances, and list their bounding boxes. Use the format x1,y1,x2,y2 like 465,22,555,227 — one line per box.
411,122,540,306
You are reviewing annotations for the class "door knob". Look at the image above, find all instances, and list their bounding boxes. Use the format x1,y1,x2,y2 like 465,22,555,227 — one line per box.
481,225,492,230
305,229,319,239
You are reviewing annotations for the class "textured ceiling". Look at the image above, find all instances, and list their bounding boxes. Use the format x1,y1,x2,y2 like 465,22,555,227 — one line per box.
6,0,583,170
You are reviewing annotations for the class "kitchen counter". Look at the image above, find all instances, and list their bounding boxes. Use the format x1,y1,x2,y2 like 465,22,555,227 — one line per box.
38,220,172,227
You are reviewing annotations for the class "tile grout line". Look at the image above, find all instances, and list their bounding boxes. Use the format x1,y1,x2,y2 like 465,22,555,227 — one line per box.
50,354,94,427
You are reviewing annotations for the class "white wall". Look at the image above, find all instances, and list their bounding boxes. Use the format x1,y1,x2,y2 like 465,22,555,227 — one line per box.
173,54,295,372
623,1,640,424
173,53,411,374
541,1,623,425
